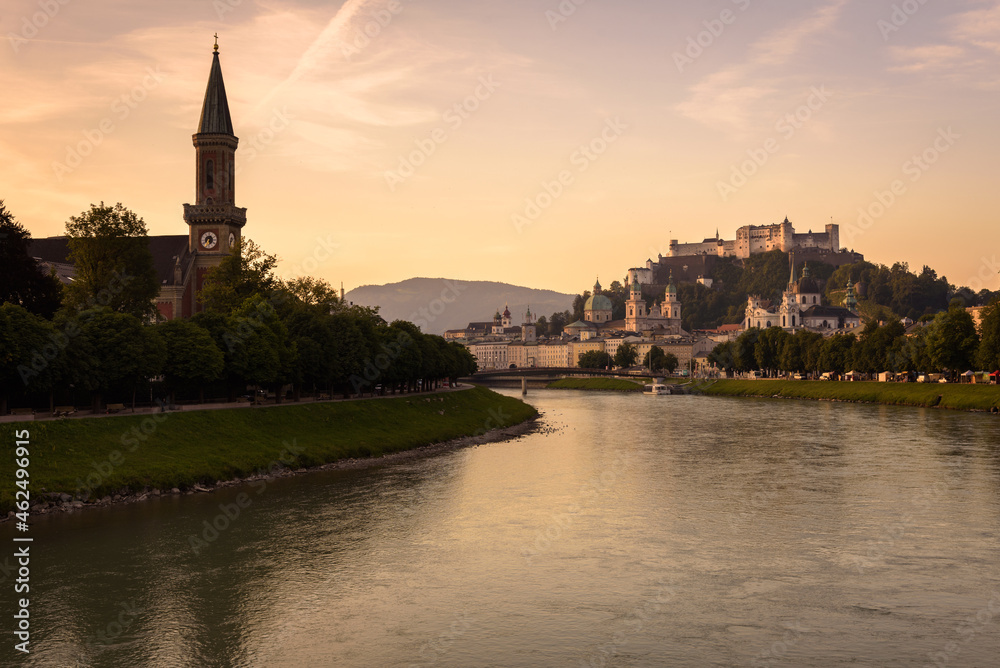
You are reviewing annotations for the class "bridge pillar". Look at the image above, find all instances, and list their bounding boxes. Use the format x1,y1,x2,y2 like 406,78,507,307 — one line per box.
522,377,527,396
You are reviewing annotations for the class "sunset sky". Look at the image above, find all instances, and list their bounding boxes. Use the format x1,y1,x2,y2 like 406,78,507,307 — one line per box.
2,0,998,295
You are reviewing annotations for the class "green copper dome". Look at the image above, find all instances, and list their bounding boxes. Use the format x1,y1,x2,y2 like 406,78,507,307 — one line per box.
585,294,613,312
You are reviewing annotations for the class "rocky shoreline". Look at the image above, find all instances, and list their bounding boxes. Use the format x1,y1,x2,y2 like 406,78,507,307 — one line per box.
6,416,542,521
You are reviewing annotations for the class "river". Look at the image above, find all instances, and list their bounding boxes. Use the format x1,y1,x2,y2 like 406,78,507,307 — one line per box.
4,389,1000,667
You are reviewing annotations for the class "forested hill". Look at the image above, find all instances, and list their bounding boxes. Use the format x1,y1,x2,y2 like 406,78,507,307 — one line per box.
568,252,999,332
345,278,575,335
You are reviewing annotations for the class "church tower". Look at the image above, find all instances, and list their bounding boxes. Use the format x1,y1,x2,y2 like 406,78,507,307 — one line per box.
661,271,682,332
521,306,537,343
182,38,247,313
625,277,646,332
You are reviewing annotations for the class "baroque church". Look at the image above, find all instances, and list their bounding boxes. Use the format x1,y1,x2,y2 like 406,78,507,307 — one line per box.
570,276,686,337
29,41,245,320
744,256,861,332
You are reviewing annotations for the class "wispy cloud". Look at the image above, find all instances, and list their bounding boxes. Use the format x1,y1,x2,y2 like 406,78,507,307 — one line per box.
886,1,1000,88
675,0,850,137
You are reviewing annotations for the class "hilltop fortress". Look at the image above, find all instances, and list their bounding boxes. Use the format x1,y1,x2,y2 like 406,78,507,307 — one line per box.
667,218,838,259
628,218,862,287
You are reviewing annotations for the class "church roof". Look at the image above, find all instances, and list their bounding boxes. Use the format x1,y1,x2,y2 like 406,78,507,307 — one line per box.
198,47,235,136
29,235,190,285
585,294,613,312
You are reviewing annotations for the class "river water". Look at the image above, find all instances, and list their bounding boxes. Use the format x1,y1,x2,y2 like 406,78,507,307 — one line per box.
5,389,1000,667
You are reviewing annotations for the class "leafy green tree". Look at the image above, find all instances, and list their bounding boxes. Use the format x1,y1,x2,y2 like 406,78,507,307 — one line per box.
661,351,679,374
818,334,855,374
447,341,478,379
226,295,295,397
708,341,736,375
0,200,63,318
578,350,613,369
199,238,279,314
732,328,761,372
547,311,570,336
283,276,342,312
614,342,638,368
976,300,1000,371
643,346,677,373
65,308,165,411
63,202,159,319
900,327,931,372
754,327,788,377
0,304,60,413
925,301,979,373
572,292,591,323
155,319,224,402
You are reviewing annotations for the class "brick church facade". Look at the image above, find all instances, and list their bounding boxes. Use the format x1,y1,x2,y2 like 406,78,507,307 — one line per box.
29,42,245,320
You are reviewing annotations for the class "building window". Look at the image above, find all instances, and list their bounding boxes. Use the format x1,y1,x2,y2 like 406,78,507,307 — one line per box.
206,160,214,190
813,296,817,304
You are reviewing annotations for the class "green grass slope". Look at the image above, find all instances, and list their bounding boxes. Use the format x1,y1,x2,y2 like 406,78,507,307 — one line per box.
701,380,1000,411
0,386,536,510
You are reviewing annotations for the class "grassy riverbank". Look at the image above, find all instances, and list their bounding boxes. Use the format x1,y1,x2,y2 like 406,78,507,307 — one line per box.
546,378,645,392
701,379,1000,412
0,386,536,511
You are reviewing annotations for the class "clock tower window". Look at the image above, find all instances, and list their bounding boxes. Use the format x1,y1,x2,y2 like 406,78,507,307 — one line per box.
206,159,214,190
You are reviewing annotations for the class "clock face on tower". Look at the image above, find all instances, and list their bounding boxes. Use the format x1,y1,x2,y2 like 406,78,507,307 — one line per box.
200,231,219,250
229,232,236,248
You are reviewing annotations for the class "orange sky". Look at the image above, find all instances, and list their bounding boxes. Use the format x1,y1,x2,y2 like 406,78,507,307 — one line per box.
2,0,999,295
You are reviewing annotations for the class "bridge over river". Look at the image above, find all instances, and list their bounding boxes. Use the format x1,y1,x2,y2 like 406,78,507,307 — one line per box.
465,367,658,389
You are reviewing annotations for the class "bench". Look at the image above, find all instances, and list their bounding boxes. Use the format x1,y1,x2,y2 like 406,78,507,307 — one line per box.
236,397,251,403
106,403,126,414
317,393,331,401
10,408,34,416
53,406,77,418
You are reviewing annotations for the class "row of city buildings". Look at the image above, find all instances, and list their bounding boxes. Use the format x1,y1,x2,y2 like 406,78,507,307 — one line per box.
455,248,864,371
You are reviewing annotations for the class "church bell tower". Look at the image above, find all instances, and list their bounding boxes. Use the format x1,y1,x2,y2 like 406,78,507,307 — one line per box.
182,37,247,312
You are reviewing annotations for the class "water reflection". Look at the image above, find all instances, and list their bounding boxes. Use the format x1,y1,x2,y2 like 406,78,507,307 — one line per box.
5,390,1000,667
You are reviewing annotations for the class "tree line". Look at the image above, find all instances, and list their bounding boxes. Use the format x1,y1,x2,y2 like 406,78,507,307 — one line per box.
708,299,1000,377
565,251,999,332
0,201,477,414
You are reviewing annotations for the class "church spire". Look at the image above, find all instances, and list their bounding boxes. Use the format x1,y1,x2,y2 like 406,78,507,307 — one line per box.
198,38,235,136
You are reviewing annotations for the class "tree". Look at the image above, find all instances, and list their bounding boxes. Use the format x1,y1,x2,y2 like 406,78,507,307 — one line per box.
818,334,855,374
282,276,342,312
226,295,295,396
547,311,571,337
643,346,678,373
155,319,224,402
661,351,679,374
708,341,736,375
63,202,159,319
977,300,1000,371
925,300,979,373
578,350,613,369
733,328,761,372
754,327,789,377
0,304,60,413
0,200,62,318
614,342,638,368
64,308,165,411
199,238,279,314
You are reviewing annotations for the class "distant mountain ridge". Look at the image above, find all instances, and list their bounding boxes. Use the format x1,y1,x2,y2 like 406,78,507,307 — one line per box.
344,278,575,335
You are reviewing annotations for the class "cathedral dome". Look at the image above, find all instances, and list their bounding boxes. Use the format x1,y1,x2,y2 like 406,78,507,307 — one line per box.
795,276,820,294
793,263,819,294
585,294,613,312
